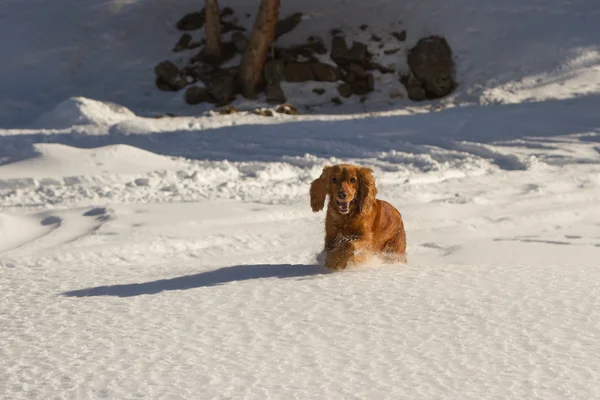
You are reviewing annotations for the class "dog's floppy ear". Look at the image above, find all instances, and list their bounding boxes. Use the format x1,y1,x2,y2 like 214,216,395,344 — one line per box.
358,167,377,215
310,166,331,212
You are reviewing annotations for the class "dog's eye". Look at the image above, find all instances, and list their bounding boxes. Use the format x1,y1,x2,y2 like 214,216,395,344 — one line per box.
331,177,337,183
350,178,356,183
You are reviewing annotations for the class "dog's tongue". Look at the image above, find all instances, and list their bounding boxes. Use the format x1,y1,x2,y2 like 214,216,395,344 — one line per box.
338,201,349,211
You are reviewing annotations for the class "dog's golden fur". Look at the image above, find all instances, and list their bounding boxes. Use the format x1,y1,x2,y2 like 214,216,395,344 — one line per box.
310,164,407,270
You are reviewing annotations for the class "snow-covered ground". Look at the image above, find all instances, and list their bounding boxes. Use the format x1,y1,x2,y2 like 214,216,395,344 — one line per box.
2,0,600,399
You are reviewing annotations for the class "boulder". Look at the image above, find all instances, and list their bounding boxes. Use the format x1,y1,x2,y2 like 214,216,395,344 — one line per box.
173,34,192,52
330,36,350,63
176,11,205,31
154,61,187,91
313,88,326,95
337,83,353,98
275,12,303,39
284,62,314,82
264,59,286,83
392,30,407,42
311,62,341,82
206,73,236,105
407,35,456,98
184,86,211,104
266,82,287,104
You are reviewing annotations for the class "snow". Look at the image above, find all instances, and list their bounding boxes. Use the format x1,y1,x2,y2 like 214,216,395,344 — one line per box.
2,0,600,398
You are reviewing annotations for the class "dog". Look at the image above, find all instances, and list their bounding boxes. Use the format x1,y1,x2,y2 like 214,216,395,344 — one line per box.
310,164,407,270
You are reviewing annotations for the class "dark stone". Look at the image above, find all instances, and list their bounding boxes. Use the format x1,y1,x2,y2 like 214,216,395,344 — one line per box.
154,61,187,91
284,62,314,82
184,86,211,104
313,88,326,95
330,36,349,63
173,34,192,52
220,6,234,18
41,216,61,226
275,103,301,115
407,85,427,101
384,48,401,55
182,63,215,83
231,32,247,53
206,73,236,105
331,97,343,105
345,63,368,78
359,24,368,31
330,28,343,36
266,82,287,104
359,95,368,103
351,75,374,96
407,35,456,98
346,41,369,63
156,77,174,91
392,30,407,42
275,12,303,39
191,41,237,65
176,10,205,31
342,71,357,83
371,34,382,42
264,59,286,83
311,62,341,82
337,83,353,98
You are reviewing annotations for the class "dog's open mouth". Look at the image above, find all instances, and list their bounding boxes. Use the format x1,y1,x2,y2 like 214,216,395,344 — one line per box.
337,200,351,214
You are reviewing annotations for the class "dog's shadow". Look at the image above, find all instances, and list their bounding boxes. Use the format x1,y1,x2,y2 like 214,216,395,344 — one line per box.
63,263,327,298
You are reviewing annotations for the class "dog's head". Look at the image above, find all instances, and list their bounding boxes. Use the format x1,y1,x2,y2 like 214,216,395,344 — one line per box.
310,164,377,216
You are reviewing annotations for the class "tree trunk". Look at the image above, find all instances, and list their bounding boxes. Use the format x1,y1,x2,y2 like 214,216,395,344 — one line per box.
238,0,280,98
204,0,221,61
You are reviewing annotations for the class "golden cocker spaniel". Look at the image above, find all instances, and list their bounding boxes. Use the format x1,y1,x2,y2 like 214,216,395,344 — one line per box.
310,164,407,270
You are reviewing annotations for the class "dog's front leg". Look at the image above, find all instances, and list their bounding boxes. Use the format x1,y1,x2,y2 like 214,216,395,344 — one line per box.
325,243,353,270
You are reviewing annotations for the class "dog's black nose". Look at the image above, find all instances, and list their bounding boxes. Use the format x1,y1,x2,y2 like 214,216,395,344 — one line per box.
338,192,347,199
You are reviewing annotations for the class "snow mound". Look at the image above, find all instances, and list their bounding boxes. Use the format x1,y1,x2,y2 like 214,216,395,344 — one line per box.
32,97,136,129
0,143,183,179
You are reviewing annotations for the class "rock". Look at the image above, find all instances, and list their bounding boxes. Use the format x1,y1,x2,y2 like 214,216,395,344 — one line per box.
191,41,237,65
311,62,341,82
383,48,401,55
304,36,328,54
252,108,274,117
392,30,407,42
264,59,286,83
182,63,215,83
284,62,314,82
275,103,300,115
275,12,303,39
231,32,247,53
155,77,173,92
331,97,343,105
359,24,368,31
313,88,326,95
337,83,353,98
154,61,187,91
206,72,236,105
407,35,456,98
330,36,350,63
342,71,357,83
330,28,343,36
359,95,367,103
407,85,426,101
173,34,192,52
351,75,374,96
176,10,205,31
184,86,210,104
346,41,369,63
266,82,287,104
371,34,382,42
218,106,239,114
345,63,368,78
220,6,234,18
